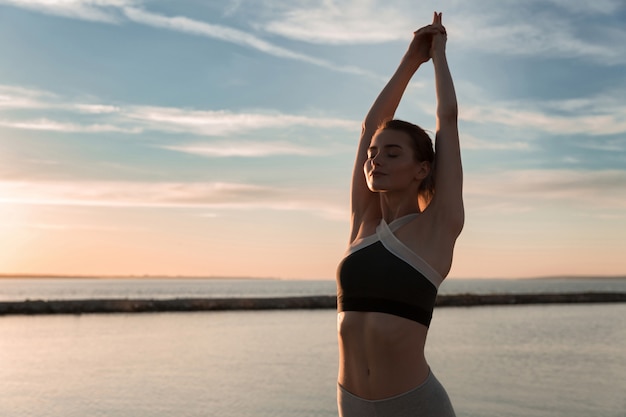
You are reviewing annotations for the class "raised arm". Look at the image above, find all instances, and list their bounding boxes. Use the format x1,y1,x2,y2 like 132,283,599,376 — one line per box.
430,12,464,233
350,22,440,241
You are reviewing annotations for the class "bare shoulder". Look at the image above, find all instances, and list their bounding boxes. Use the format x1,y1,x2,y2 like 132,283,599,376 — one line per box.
396,208,460,278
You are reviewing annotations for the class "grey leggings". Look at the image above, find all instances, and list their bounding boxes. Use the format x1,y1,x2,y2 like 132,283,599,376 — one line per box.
337,371,456,417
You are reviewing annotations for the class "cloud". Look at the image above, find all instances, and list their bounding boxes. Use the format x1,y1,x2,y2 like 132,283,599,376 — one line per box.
0,118,140,133
0,0,133,23
259,0,412,45
1,0,379,77
3,0,625,67
0,84,358,138
161,141,323,157
121,7,322,63
460,133,532,151
12,82,619,142
532,0,623,14
0,84,58,109
450,0,626,64
0,0,375,77
460,94,626,136
0,180,347,220
465,169,626,213
121,6,377,77
123,105,357,136
257,0,626,64
0,180,277,207
73,104,122,114
4,169,624,222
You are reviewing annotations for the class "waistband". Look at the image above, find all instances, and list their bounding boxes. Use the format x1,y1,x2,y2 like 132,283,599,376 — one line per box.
338,369,435,403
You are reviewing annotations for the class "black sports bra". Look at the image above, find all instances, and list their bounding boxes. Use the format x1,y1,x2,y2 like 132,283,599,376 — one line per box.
336,214,444,327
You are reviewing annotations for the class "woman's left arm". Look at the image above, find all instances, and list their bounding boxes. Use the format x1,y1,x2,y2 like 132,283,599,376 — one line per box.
431,13,464,234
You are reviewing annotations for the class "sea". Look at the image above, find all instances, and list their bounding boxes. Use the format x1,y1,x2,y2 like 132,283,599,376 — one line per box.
1,277,625,417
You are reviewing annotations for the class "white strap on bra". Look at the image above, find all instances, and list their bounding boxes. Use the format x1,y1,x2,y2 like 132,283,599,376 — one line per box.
347,213,444,289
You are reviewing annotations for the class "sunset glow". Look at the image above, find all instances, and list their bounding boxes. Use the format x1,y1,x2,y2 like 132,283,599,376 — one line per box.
1,1,625,279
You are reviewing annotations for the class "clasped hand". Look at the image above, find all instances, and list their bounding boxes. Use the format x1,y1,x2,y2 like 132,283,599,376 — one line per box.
406,11,447,65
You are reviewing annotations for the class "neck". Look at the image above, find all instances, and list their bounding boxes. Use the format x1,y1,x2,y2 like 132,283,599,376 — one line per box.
379,191,420,223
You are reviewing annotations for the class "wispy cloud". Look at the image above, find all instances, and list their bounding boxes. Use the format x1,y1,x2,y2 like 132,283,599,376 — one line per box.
451,0,626,64
121,7,326,64
0,0,133,23
0,180,278,207
256,0,626,64
0,84,358,139
3,169,623,221
120,6,376,77
259,0,412,45
460,132,532,151
0,180,347,219
123,105,357,136
3,0,624,70
0,1,377,77
4,81,624,158
0,84,57,109
162,141,323,157
461,94,626,136
465,169,626,213
0,118,140,133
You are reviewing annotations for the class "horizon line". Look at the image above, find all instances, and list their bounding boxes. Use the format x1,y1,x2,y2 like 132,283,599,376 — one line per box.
1,273,625,281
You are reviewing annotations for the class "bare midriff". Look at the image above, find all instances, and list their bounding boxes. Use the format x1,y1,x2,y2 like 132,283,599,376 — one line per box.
337,310,430,400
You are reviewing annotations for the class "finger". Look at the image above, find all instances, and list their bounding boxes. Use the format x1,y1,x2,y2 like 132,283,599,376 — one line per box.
414,25,437,35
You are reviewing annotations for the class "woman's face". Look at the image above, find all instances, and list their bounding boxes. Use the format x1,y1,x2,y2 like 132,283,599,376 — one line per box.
364,129,424,193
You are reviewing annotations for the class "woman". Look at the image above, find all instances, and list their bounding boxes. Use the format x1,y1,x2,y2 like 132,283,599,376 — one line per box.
336,12,463,417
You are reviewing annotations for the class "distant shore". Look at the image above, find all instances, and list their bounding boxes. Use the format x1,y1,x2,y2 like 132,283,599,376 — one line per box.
0,274,284,280
1,274,625,280
1,292,625,316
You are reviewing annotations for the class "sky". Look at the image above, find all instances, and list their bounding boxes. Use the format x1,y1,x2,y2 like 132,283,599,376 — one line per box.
0,0,625,280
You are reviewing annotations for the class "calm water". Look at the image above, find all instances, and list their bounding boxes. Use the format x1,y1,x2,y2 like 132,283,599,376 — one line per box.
1,304,625,417
1,276,625,301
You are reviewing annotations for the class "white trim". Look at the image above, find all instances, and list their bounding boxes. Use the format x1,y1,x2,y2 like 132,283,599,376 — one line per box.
377,218,444,289
344,214,443,289
345,213,419,255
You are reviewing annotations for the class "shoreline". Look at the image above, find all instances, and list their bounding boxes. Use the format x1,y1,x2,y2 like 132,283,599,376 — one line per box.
1,292,625,316
2,275,625,281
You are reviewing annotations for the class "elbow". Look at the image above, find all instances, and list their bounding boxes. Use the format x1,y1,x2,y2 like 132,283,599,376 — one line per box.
362,119,381,137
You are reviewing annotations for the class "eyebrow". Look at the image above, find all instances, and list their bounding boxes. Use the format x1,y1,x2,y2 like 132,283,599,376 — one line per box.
368,144,404,151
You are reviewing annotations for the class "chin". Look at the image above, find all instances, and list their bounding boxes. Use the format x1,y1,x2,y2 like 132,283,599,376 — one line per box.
367,183,387,193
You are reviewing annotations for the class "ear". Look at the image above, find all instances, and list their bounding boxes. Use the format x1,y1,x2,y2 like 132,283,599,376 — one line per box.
414,161,431,181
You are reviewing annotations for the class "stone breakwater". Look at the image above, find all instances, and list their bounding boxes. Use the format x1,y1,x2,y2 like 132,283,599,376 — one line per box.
1,292,625,315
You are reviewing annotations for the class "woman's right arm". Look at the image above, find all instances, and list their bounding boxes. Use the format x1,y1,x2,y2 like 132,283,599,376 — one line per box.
350,22,439,242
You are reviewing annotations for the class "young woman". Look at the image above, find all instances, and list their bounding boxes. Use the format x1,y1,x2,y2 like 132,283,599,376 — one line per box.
336,12,463,417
